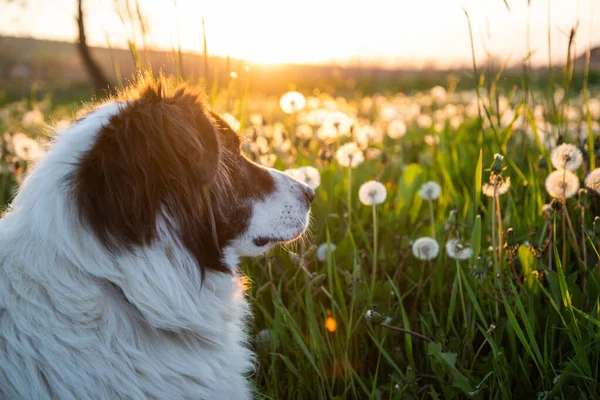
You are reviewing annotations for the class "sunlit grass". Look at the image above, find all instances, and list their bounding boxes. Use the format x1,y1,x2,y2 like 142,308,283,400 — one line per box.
2,50,600,400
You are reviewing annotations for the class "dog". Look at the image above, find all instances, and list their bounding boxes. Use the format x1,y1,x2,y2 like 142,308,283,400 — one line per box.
0,77,314,399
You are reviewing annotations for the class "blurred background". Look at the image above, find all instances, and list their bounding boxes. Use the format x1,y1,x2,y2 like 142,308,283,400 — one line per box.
1,0,599,99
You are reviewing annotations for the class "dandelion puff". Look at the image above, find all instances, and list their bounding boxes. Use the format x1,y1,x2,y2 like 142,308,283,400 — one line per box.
411,237,439,261
296,123,313,139
358,180,387,206
299,166,321,190
11,133,44,161
545,170,580,199
284,168,306,182
335,142,364,168
446,239,473,260
418,181,441,200
322,111,353,137
221,113,240,132
316,243,337,262
387,119,407,139
584,168,600,195
551,143,582,171
482,177,511,197
256,329,271,347
279,91,306,114
21,109,44,127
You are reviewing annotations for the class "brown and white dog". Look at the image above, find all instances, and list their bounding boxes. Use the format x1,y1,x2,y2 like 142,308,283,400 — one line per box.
0,78,313,399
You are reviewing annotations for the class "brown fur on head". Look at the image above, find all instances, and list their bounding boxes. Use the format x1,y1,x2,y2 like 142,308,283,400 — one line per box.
72,77,274,275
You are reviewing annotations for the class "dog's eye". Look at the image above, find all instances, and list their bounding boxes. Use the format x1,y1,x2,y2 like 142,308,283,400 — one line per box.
253,237,270,247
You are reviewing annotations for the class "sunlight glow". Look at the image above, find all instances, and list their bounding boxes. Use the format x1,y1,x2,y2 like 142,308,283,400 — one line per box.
0,0,598,67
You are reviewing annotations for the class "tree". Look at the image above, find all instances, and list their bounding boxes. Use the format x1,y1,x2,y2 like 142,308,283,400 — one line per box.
76,0,112,91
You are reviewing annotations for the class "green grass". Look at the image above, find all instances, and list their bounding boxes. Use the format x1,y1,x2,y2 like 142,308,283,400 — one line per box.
2,63,600,399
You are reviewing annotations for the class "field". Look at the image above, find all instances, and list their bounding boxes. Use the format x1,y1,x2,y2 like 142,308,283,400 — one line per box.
2,56,600,399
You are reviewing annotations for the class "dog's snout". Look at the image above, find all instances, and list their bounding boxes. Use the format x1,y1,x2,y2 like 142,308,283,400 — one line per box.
303,186,315,204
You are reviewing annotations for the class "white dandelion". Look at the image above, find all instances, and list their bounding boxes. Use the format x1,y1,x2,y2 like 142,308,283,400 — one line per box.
584,168,600,195
299,166,321,190
545,170,580,199
285,166,321,190
550,143,583,171
280,91,306,114
322,111,353,137
412,237,440,261
335,142,364,168
296,123,313,140
284,168,305,182
418,181,441,200
445,239,473,261
424,134,439,146
221,113,240,132
387,119,407,139
358,180,387,206
11,133,44,161
482,177,511,197
21,109,44,127
316,243,337,262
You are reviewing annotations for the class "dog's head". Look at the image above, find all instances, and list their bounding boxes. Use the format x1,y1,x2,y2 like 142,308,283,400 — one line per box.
72,78,313,275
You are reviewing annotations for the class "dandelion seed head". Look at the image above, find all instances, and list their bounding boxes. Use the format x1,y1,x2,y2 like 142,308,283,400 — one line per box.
551,143,583,171
256,329,272,347
545,170,580,199
387,119,407,139
221,113,240,132
11,133,44,161
335,142,364,168
412,237,440,261
21,109,44,127
296,123,313,139
279,91,306,114
482,177,511,197
316,243,337,262
584,168,600,195
321,111,353,138
285,166,321,190
358,180,387,206
424,134,439,146
446,239,473,260
418,181,441,200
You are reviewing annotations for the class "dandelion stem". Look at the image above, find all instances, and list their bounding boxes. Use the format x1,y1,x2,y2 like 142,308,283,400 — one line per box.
370,204,378,296
380,323,433,343
495,194,503,272
491,195,500,277
581,206,588,300
414,261,427,310
562,170,567,271
347,167,352,232
428,199,436,237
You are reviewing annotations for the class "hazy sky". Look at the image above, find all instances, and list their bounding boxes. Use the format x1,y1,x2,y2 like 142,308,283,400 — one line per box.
1,0,598,67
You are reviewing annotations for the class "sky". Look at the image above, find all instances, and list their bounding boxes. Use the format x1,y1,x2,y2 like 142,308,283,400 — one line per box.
1,0,598,68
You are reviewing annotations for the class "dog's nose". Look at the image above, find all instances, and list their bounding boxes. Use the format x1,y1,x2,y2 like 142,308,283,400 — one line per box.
303,186,315,203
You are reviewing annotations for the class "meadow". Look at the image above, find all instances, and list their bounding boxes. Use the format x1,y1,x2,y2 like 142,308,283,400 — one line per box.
2,56,600,399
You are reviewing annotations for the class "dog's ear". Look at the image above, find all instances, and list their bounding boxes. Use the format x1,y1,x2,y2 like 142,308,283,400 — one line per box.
73,87,221,256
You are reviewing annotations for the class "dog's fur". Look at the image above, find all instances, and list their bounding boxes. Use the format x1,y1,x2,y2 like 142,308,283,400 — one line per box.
0,79,313,399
